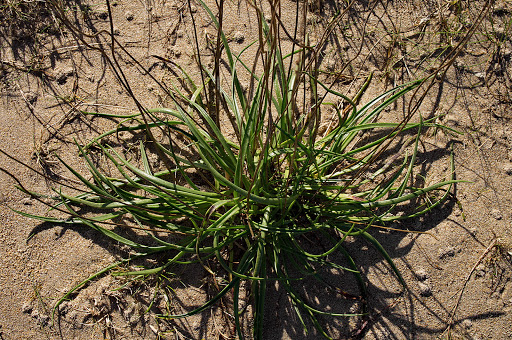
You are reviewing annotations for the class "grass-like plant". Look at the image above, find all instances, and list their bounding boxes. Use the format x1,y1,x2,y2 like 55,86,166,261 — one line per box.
9,0,461,338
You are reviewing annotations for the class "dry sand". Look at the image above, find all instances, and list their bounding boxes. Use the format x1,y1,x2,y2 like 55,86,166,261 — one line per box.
1,0,512,339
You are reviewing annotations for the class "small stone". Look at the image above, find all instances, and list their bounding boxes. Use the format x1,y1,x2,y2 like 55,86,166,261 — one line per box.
418,282,432,297
125,11,134,21
55,67,74,84
233,31,244,44
30,309,48,325
36,313,49,326
21,197,32,205
453,60,464,69
348,303,360,314
172,48,181,58
22,302,33,313
326,58,337,71
490,209,503,220
474,72,485,80
475,269,485,277
415,269,429,281
189,4,197,13
504,163,512,175
439,247,456,259
461,318,473,329
503,47,512,59
240,82,248,94
494,27,507,41
94,6,109,20
475,264,486,277
24,91,38,104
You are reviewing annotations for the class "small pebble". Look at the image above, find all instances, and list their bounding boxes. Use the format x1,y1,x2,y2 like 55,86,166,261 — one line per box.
490,208,502,220
55,67,74,85
22,301,32,313
189,4,197,13
453,60,464,69
418,282,432,297
475,269,486,277
475,264,486,277
94,7,109,20
233,31,244,44
21,197,32,205
38,314,49,326
172,48,181,58
30,309,49,325
503,163,512,175
494,27,506,41
24,91,38,104
503,47,512,58
349,303,360,314
125,11,134,21
326,58,337,71
474,72,485,80
461,318,473,329
415,269,428,281
439,247,456,259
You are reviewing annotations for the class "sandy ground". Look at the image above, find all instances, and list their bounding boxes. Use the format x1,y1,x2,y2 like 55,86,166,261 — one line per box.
1,0,512,339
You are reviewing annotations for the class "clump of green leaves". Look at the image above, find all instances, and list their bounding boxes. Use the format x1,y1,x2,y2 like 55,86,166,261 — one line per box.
13,0,460,338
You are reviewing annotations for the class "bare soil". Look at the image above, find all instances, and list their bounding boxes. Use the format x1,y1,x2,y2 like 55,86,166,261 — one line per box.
1,0,512,339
